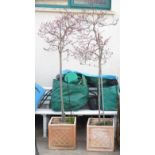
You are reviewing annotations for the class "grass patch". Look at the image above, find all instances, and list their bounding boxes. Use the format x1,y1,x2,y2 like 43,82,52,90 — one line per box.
65,117,75,124
95,121,113,126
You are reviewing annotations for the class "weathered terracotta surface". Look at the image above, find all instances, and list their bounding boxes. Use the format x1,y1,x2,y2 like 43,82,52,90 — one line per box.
87,118,114,152
48,117,76,149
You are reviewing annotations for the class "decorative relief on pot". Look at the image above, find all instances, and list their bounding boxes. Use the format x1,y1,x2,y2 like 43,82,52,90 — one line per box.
89,128,112,148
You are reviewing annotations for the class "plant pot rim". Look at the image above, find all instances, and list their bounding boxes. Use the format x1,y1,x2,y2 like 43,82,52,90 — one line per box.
48,116,76,126
87,117,114,127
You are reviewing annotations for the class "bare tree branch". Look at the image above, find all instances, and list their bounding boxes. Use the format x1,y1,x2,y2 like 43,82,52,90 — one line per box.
38,12,79,122
71,10,118,121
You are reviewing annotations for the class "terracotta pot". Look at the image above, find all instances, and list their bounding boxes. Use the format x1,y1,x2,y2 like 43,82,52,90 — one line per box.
48,117,76,149
87,117,114,152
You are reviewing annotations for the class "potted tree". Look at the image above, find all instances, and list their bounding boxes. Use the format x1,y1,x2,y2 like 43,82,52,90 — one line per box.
72,10,118,151
38,12,78,149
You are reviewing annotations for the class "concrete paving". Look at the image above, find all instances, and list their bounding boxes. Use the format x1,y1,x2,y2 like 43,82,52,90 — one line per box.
36,116,120,155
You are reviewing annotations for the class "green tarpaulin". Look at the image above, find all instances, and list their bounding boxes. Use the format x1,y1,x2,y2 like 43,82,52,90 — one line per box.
51,71,119,111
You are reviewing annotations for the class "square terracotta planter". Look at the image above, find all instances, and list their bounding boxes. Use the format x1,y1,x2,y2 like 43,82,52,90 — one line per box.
87,117,114,152
48,117,76,149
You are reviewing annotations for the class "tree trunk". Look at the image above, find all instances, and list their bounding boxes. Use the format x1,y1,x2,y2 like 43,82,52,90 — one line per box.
98,59,101,122
59,52,65,122
100,68,104,118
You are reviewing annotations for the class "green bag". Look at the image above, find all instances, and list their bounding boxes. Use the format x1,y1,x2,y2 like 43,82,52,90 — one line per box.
102,85,119,111
51,75,89,111
88,85,119,111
